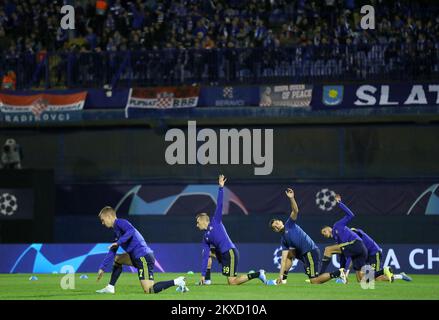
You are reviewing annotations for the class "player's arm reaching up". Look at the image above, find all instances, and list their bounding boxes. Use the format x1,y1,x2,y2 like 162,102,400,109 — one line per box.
285,188,299,221
335,194,355,226
212,174,226,223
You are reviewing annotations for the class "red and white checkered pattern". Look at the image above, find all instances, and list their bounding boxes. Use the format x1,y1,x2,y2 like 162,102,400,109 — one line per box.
223,87,233,99
156,92,174,108
31,98,49,117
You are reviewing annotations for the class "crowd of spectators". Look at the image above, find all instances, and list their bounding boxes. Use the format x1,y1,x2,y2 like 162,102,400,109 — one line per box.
1,0,438,88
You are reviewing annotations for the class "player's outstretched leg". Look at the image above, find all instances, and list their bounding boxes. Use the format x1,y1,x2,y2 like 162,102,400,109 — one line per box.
394,272,412,282
374,267,412,282
354,265,387,283
308,268,345,284
302,248,345,285
227,270,267,285
141,276,188,294
130,253,189,294
383,266,395,282
364,266,394,283
320,245,341,273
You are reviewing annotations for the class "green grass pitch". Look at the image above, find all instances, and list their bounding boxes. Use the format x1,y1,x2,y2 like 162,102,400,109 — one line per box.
1,273,438,300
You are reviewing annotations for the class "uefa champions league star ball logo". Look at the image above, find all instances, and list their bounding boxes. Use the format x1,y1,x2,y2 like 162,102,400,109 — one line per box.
0,193,18,216
315,189,337,211
273,247,298,271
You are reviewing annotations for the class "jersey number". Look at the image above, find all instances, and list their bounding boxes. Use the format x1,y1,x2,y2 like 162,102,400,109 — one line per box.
139,269,144,278
223,266,230,274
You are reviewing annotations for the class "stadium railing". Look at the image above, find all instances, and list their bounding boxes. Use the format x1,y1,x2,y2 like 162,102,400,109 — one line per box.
1,43,438,90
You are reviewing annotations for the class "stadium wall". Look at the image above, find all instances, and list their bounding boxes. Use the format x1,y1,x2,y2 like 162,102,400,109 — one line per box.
1,124,438,181
0,170,54,243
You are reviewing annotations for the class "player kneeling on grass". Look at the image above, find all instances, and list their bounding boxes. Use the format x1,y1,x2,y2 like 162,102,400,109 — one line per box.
196,174,267,286
269,188,345,285
96,206,188,294
349,228,411,282
320,194,398,284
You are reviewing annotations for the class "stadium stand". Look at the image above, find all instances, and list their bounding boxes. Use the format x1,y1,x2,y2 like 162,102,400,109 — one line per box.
1,0,438,88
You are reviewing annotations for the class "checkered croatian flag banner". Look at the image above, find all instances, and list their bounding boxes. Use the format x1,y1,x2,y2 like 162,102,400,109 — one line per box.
125,86,200,118
31,98,49,117
156,92,174,108
0,92,86,123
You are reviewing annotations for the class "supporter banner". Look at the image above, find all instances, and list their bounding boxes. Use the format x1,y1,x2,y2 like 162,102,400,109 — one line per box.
260,84,313,107
0,188,33,220
0,243,437,274
313,83,439,109
56,182,439,216
0,92,86,123
125,86,200,117
198,86,260,107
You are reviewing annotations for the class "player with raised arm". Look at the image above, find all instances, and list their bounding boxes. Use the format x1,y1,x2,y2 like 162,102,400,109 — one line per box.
196,174,267,285
269,188,344,284
96,206,188,294
320,194,394,283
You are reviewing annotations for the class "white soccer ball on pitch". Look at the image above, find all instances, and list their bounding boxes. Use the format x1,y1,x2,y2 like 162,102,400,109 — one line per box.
315,188,337,211
0,193,18,216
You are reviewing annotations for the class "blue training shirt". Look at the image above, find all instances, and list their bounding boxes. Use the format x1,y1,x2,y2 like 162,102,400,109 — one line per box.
99,218,153,270
201,187,236,276
280,217,318,259
351,228,381,255
332,201,361,245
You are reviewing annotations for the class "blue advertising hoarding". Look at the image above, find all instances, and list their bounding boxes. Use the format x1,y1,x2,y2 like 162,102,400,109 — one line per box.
198,86,260,107
0,243,438,275
313,83,439,110
2,83,439,121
